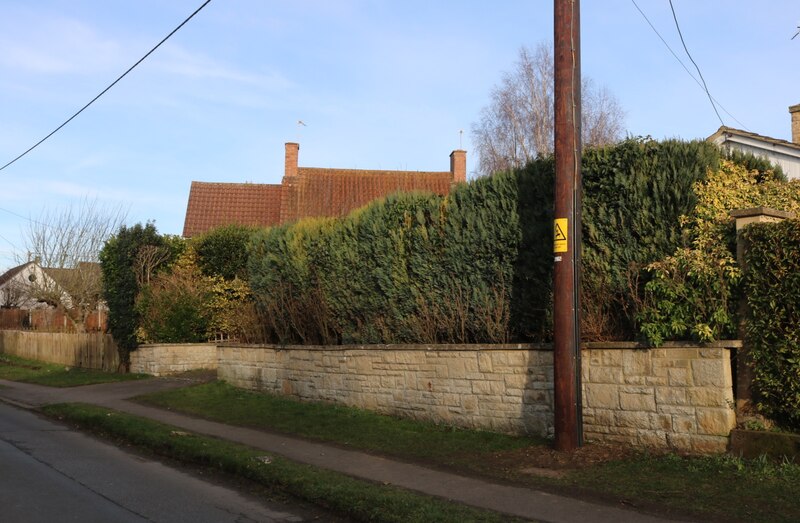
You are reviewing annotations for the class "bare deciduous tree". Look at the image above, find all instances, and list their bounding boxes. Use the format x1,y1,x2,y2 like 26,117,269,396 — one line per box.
134,244,173,287
19,198,127,331
472,43,625,177
0,279,27,308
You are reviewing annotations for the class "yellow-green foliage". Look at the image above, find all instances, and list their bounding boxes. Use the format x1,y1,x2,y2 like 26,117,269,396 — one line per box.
639,160,800,345
136,242,260,344
136,247,211,344
204,276,256,342
689,159,800,243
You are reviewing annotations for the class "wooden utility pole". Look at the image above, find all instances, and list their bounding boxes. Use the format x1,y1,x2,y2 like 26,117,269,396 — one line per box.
553,0,583,451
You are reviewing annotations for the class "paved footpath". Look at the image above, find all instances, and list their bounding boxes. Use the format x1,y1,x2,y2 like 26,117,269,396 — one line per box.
0,377,689,523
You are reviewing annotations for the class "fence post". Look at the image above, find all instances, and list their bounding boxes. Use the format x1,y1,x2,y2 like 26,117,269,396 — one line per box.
730,207,795,413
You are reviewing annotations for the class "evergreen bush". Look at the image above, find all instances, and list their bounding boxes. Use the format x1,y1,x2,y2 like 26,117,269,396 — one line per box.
135,248,211,344
577,138,719,339
743,220,800,430
194,224,257,281
100,223,176,367
639,160,800,345
247,137,722,344
104,139,787,348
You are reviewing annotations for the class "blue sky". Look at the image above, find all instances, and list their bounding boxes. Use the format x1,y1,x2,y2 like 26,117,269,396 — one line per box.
1,0,798,272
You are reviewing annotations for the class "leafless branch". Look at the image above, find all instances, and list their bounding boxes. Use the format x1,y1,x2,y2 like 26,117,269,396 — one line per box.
18,198,128,331
472,43,625,177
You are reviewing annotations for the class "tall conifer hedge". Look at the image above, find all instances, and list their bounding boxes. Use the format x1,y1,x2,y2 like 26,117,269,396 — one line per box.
248,137,720,344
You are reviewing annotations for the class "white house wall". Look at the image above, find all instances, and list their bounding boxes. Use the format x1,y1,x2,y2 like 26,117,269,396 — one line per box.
711,135,800,180
0,263,69,309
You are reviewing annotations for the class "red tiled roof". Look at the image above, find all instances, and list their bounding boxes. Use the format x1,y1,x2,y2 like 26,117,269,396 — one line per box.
183,153,460,237
282,167,452,222
183,182,283,237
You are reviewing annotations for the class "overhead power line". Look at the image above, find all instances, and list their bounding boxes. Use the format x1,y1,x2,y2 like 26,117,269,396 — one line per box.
630,0,748,130
0,231,20,250
0,205,50,229
0,0,213,173
667,0,724,127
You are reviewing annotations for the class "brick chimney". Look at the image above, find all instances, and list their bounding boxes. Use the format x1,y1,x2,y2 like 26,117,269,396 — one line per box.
790,104,800,145
450,149,466,183
281,142,300,224
285,142,299,178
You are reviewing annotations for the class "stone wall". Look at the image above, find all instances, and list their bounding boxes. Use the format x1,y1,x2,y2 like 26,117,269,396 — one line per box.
130,343,217,376
218,341,739,453
219,343,554,435
582,343,737,453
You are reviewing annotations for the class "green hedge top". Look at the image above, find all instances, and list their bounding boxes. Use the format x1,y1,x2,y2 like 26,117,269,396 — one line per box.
246,137,721,345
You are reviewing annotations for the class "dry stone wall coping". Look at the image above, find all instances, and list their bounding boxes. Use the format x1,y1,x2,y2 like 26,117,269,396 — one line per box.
220,340,742,351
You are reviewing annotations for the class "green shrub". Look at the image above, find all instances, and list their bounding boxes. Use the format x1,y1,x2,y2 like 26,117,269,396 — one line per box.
724,148,786,182
100,223,178,367
248,217,340,345
579,138,720,339
135,249,211,344
248,180,520,345
743,220,800,430
193,224,257,281
247,137,722,344
638,245,740,345
639,160,800,345
508,137,720,341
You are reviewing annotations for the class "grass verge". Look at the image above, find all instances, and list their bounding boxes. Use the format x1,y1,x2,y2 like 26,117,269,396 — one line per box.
41,403,526,523
565,451,800,523
139,381,800,522
137,380,545,466
0,353,147,387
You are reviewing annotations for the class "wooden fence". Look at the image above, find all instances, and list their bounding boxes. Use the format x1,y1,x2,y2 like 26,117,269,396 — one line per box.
0,330,119,371
0,308,107,332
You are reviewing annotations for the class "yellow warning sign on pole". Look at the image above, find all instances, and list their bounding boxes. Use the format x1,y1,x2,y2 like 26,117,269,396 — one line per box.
554,218,568,253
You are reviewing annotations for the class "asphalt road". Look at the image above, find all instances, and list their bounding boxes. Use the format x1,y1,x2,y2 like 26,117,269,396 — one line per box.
0,402,307,523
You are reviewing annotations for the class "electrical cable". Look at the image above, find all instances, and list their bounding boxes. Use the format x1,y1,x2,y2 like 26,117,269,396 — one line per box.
0,206,49,228
667,0,724,127
630,0,747,130
0,231,19,250
0,230,22,271
0,0,212,173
